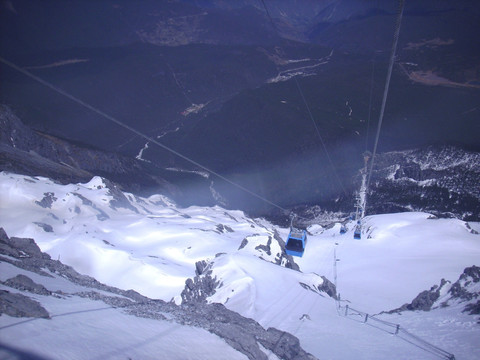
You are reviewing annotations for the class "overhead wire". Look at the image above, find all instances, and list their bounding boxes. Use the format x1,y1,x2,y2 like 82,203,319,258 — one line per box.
259,0,279,36
258,2,455,358
365,55,376,152
259,0,348,198
365,0,405,194
0,56,290,214
294,77,348,196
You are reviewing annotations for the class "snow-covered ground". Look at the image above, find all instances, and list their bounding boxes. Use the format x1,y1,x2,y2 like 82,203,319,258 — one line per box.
0,261,247,360
1,172,479,359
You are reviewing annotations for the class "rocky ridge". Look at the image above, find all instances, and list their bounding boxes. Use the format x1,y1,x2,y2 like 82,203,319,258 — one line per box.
0,105,217,206
388,265,480,321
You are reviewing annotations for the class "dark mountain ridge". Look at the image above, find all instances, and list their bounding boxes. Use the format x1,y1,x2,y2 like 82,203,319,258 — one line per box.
0,105,217,206
3,103,479,222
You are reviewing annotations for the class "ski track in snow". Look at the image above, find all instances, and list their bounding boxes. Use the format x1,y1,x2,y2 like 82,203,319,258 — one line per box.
1,172,479,360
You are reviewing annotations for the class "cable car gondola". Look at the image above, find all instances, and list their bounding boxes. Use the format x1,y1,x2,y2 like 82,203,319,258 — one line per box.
285,227,307,257
285,214,307,257
353,222,362,240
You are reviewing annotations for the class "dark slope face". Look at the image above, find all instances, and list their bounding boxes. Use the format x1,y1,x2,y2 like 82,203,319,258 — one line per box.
1,0,479,216
0,43,280,153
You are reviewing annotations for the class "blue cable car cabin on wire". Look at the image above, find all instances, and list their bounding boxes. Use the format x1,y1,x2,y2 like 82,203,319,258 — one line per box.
285,228,307,257
285,214,307,257
353,222,362,240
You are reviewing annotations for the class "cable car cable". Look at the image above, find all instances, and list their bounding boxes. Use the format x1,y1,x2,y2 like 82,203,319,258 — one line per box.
365,0,405,195
294,77,348,196
259,0,348,197
259,0,279,36
365,55,376,152
0,56,291,214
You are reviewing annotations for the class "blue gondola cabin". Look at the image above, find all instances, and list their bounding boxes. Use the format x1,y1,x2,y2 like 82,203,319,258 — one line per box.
353,224,361,239
285,228,307,257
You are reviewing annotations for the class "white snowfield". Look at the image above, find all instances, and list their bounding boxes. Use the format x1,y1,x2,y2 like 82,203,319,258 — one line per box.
1,172,479,360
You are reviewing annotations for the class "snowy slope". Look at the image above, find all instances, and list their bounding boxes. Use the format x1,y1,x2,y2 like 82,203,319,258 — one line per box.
0,228,309,360
1,172,480,360
0,267,248,360
0,172,274,301
198,215,480,360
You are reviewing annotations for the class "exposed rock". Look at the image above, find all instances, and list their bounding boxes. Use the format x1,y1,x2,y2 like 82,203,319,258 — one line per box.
261,327,316,360
238,230,300,271
0,227,21,257
33,222,54,232
181,259,220,304
216,224,234,233
102,240,114,247
272,230,300,271
174,302,316,360
103,178,139,213
465,222,479,235
72,192,110,221
388,266,480,317
195,260,209,276
463,301,480,315
389,279,449,313
238,230,301,272
3,274,52,296
448,265,480,302
299,276,337,300
238,237,249,250
255,237,272,256
0,290,50,318
35,192,57,209
7,235,50,260
319,276,337,299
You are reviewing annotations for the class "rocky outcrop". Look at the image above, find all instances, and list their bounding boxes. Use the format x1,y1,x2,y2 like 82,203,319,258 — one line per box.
3,275,52,296
299,276,337,300
238,230,300,271
0,290,50,319
388,266,480,317
35,192,57,209
180,259,221,304
446,265,480,315
72,192,110,221
319,276,337,299
389,279,450,313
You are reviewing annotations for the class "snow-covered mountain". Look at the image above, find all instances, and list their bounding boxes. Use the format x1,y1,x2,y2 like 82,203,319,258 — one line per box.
365,146,480,221
4,104,480,222
1,172,479,359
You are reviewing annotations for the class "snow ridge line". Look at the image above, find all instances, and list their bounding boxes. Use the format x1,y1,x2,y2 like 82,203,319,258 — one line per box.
337,303,455,360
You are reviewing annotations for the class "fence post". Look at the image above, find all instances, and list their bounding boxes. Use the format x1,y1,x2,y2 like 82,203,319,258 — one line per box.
364,314,369,323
